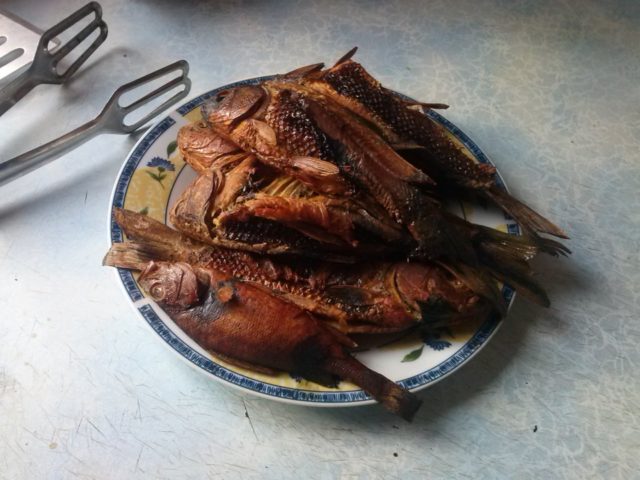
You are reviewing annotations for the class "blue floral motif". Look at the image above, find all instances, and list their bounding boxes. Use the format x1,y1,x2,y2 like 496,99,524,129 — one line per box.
145,156,175,188
401,327,453,362
424,338,452,351
147,157,175,171
422,328,453,351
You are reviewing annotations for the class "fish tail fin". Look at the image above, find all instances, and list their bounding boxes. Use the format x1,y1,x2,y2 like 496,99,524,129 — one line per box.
326,356,422,421
114,208,182,243
103,240,180,270
484,186,569,239
103,242,151,270
437,261,507,316
110,208,207,265
113,208,201,256
527,231,572,257
472,226,551,307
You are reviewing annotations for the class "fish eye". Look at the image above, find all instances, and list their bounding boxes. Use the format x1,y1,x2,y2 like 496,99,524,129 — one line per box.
150,283,165,300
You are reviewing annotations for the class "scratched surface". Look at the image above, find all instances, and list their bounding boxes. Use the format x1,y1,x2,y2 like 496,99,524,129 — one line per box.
0,0,638,478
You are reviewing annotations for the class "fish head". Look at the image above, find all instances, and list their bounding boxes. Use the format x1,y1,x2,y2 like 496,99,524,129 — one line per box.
139,261,203,308
391,263,482,323
203,86,267,128
177,122,244,173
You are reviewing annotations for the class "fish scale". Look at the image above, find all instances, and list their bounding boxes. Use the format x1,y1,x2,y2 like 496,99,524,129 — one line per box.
266,89,334,160
222,217,328,252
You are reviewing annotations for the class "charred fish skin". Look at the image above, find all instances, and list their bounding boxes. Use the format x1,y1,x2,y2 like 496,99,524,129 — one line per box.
129,259,422,421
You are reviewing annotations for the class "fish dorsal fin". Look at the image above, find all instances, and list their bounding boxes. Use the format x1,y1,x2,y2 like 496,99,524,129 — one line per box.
403,101,450,111
283,62,325,79
334,47,358,67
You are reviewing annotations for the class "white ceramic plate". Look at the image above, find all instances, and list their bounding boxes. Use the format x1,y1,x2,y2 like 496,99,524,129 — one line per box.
108,77,518,406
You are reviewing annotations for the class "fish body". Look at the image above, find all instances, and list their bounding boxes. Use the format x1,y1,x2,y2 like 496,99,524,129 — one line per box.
203,81,477,262
175,52,564,306
201,80,557,303
175,127,408,256
302,53,568,242
125,259,422,420
108,209,496,332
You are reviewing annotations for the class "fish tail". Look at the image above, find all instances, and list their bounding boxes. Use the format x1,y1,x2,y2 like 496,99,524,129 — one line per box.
437,261,507,316
480,253,550,307
484,186,569,239
326,356,422,421
103,238,185,269
114,208,183,244
102,242,153,270
113,208,203,258
527,232,572,257
472,226,551,307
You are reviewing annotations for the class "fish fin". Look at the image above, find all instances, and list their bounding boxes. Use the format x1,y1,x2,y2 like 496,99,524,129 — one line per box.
436,261,507,316
481,255,551,307
306,98,435,189
472,224,540,262
290,155,340,176
485,186,569,239
417,298,495,328
169,170,220,243
527,231,572,257
103,242,152,270
211,351,279,375
333,47,358,66
282,62,325,79
113,209,209,262
324,285,376,306
114,208,186,246
445,221,552,307
289,156,354,195
326,356,422,421
104,240,181,269
323,324,359,349
472,229,551,307
403,101,450,110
